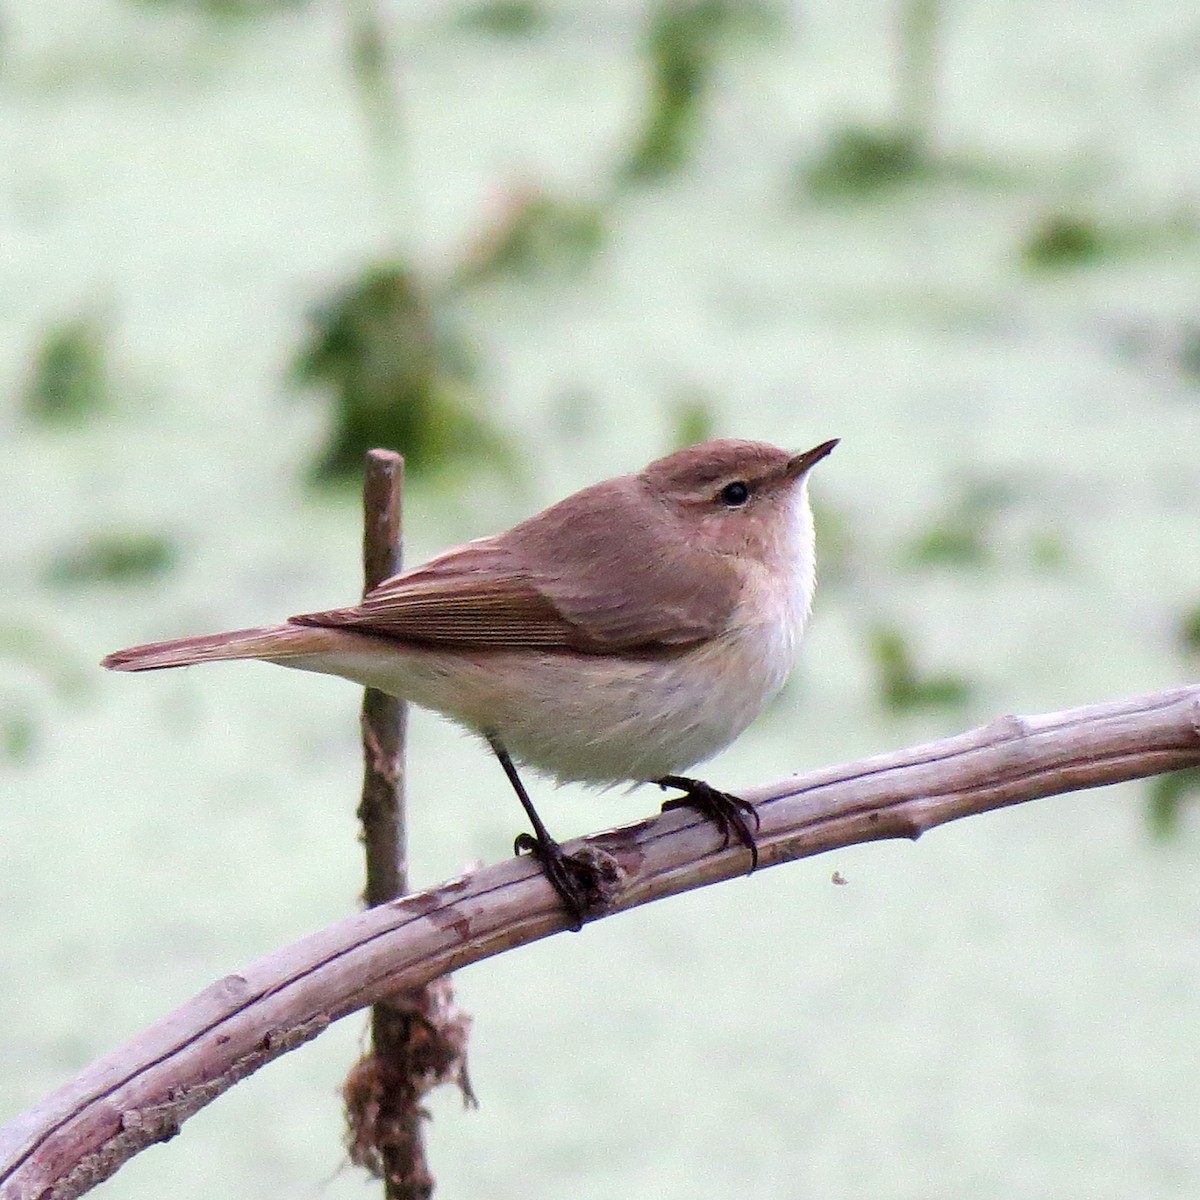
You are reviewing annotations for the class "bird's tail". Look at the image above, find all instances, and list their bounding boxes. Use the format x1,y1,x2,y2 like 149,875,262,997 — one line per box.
101,623,335,672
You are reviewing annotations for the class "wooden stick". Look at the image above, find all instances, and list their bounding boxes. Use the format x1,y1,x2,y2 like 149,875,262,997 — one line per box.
350,451,473,1200
359,449,408,905
3,684,1198,1200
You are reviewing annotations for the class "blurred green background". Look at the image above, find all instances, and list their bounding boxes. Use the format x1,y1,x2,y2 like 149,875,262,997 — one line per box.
3,1,1200,1197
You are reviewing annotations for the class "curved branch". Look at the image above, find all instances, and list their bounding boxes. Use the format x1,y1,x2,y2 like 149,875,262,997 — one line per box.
3,685,1199,1200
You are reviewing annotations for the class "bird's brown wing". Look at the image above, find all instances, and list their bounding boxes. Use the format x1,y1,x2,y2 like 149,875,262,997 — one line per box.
292,536,581,648
290,476,741,653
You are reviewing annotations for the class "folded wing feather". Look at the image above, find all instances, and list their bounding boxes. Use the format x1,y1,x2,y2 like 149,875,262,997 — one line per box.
290,476,741,653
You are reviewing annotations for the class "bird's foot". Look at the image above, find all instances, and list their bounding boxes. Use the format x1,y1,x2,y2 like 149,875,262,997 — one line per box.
513,833,618,931
656,776,761,872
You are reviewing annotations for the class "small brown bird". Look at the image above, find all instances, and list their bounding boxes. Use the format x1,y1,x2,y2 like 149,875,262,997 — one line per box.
104,437,837,925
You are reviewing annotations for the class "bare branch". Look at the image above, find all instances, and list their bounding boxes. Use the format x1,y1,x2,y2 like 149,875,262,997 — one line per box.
2,685,1198,1200
358,449,409,909
352,449,475,1200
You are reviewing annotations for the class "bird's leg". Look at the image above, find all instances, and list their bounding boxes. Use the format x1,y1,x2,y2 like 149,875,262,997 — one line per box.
656,776,761,872
487,736,600,930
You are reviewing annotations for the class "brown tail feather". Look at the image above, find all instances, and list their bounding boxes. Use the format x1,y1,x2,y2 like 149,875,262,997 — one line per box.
101,624,333,672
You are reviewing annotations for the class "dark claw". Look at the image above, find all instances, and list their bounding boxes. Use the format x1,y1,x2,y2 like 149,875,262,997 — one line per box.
657,776,761,872
513,832,599,931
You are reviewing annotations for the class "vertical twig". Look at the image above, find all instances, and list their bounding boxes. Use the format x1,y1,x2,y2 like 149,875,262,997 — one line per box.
360,450,408,904
345,450,475,1200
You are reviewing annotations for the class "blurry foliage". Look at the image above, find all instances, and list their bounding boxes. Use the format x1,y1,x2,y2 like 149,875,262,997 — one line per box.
798,128,1008,200
623,0,777,182
2,707,37,764
668,393,717,448
901,477,1066,573
902,478,1014,569
293,263,510,483
1173,328,1200,382
869,623,972,712
1146,767,1200,841
796,3,1030,202
128,0,310,16
624,1,718,182
0,624,89,699
452,189,607,286
1026,529,1069,571
1021,208,1197,271
0,625,91,764
801,0,942,200
1022,212,1110,270
803,128,933,200
22,310,113,424
906,523,987,567
457,0,547,36
1179,603,1200,657
43,531,177,587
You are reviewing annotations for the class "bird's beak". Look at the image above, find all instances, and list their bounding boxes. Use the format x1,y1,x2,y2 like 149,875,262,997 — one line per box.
786,438,839,480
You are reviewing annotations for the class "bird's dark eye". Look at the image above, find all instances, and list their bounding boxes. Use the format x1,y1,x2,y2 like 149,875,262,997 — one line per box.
719,480,751,508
